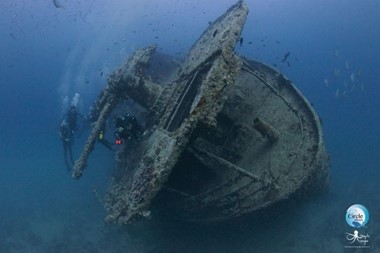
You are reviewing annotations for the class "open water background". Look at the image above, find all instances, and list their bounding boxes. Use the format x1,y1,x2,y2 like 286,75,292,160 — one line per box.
0,0,379,252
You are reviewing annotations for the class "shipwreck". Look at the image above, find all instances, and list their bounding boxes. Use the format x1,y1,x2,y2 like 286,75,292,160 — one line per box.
72,1,329,224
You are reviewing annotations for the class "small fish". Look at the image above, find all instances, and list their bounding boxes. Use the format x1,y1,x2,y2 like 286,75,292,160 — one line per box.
248,41,252,45
213,30,218,38
100,71,103,77
333,68,340,78
52,0,63,8
345,61,350,69
239,37,243,47
350,82,355,92
281,51,290,62
350,73,355,83
324,79,329,88
334,48,339,58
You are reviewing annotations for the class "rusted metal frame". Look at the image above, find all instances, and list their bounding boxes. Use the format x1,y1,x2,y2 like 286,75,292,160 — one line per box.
72,96,119,179
164,70,200,131
175,146,268,209
182,182,271,222
72,46,157,180
187,178,260,212
176,169,244,208
148,84,173,125
162,49,221,131
163,187,192,198
190,146,264,182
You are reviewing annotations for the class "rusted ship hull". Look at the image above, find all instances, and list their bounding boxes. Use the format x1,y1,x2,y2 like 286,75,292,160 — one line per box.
156,59,329,223
73,0,329,224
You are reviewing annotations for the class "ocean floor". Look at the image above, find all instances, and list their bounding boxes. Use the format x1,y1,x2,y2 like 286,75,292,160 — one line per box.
1,181,378,253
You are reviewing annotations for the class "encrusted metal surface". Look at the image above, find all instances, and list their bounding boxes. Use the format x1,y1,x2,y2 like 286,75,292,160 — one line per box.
73,0,329,224
102,1,248,223
157,59,329,222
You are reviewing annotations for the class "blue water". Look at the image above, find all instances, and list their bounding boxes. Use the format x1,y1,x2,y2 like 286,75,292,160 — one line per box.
1,0,379,252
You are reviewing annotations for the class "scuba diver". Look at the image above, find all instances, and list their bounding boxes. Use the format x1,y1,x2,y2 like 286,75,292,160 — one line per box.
59,94,80,172
59,120,73,172
114,114,144,145
59,118,75,172
67,105,78,132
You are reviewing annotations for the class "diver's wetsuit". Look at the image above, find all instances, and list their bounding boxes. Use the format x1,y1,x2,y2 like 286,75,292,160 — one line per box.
59,105,79,172
67,105,78,132
59,121,74,172
114,114,143,143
